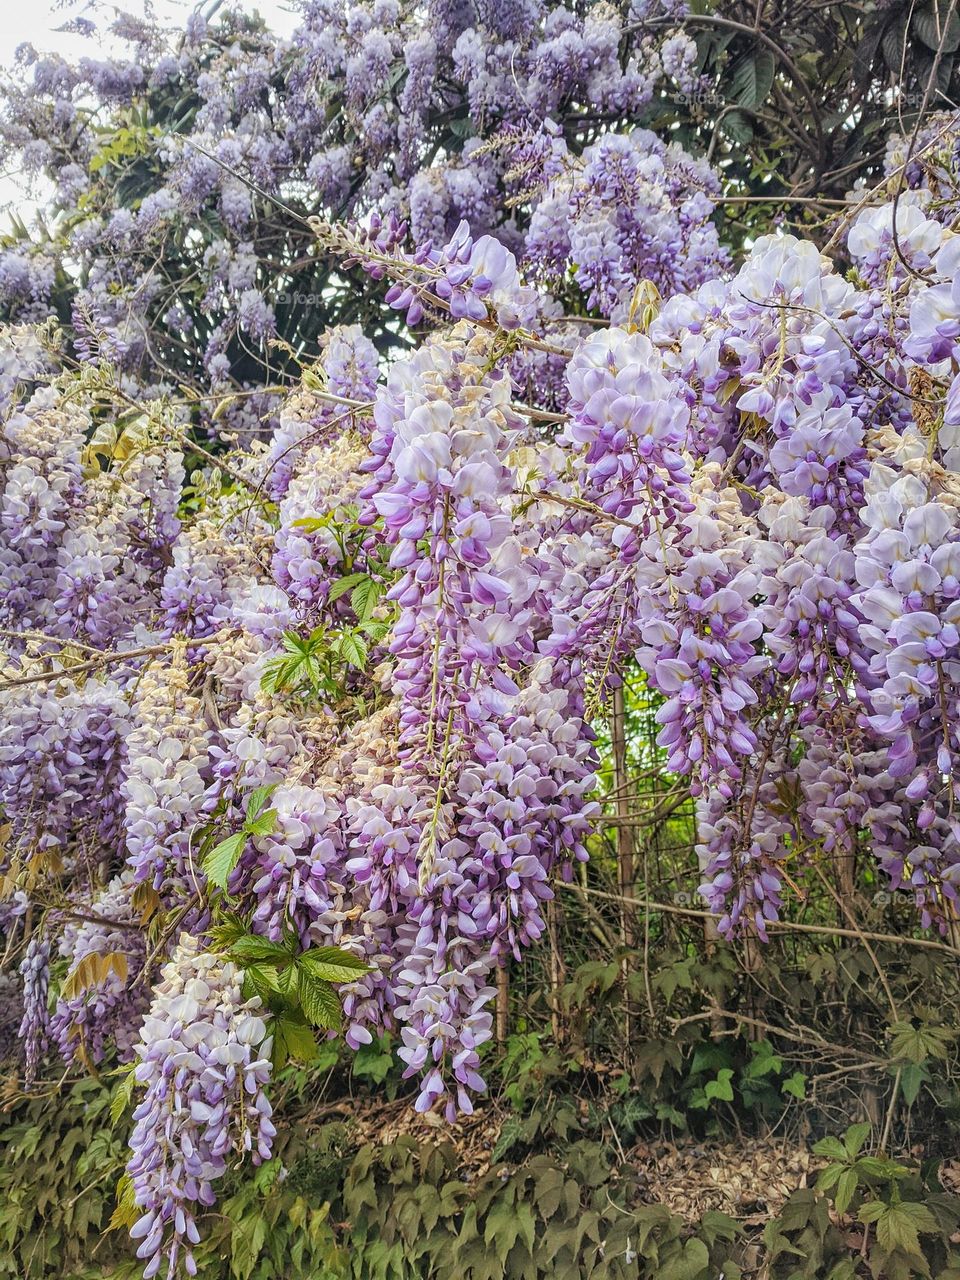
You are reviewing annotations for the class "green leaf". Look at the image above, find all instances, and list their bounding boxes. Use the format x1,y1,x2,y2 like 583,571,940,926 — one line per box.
782,1071,806,1099
704,1068,735,1102
272,1012,319,1068
110,1069,136,1127
515,1200,535,1253
914,4,960,53
229,1206,268,1280
298,945,370,982
862,1200,939,1257
108,1171,139,1232
351,576,379,622
276,961,298,997
228,935,291,965
245,784,278,820
890,1020,955,1065
298,972,343,1030
844,1123,872,1158
245,808,278,838
856,1155,896,1179
447,114,474,140
657,1236,710,1280
728,47,776,108
352,1037,395,1085
744,1040,783,1079
335,629,368,670
813,1136,848,1162
483,1197,521,1266
328,572,368,603
242,964,281,1003
900,1062,930,1106
721,109,754,145
835,1168,858,1215
203,831,247,891
534,1167,565,1219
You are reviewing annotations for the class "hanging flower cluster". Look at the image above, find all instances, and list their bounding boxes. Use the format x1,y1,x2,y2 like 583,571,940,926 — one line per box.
4,22,960,1271
127,936,275,1280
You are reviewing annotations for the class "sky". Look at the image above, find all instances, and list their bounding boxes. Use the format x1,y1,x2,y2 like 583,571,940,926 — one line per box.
0,0,300,216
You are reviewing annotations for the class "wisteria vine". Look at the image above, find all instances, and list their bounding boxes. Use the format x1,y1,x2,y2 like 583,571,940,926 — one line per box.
3,4,960,1272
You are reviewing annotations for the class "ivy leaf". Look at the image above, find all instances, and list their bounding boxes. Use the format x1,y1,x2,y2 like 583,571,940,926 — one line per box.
202,831,247,891
298,971,343,1029
744,1040,782,1079
890,1020,955,1065
704,1068,735,1102
782,1071,806,1099
484,1197,521,1265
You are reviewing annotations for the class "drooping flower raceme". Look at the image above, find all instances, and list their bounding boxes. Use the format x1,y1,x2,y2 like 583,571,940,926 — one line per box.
127,936,275,1280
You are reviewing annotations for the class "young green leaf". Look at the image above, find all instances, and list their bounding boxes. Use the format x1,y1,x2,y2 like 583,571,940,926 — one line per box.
781,1071,806,1099
245,808,278,838
110,1068,136,1126
245,784,278,820
298,972,343,1030
203,831,247,891
328,572,367,603
228,935,291,965
242,965,281,1004
351,576,379,622
298,945,370,982
704,1068,735,1102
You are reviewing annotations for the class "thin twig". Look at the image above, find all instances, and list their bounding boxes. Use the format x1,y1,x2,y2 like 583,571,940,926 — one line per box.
554,880,960,958
0,644,170,691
